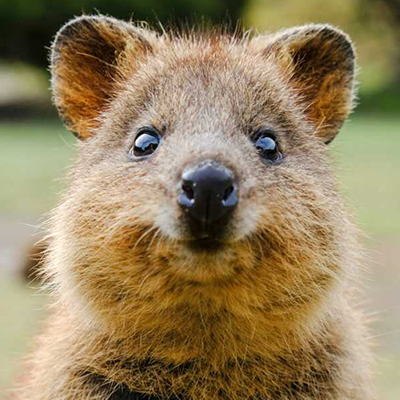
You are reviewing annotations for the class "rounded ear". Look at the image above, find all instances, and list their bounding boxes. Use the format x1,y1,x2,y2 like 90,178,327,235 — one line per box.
51,15,156,139
258,25,356,143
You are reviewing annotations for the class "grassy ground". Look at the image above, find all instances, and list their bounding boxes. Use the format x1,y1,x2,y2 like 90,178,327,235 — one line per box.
0,116,399,398
0,122,75,215
332,116,400,236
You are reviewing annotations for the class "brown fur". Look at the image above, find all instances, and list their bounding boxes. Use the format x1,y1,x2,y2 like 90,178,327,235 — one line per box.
20,239,48,283
12,16,374,399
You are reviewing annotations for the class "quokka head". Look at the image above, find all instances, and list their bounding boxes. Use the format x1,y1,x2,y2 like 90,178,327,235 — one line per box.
49,15,358,322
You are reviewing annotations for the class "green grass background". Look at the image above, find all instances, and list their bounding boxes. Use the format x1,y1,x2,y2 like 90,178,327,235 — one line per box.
0,116,399,398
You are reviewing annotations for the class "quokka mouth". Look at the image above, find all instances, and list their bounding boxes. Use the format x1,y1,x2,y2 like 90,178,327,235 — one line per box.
184,237,225,253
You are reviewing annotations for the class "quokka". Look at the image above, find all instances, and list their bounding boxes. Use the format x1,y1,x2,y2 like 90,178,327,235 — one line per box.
13,15,375,400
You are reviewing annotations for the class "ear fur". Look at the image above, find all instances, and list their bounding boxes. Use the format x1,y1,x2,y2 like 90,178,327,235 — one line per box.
261,25,356,143
51,15,155,139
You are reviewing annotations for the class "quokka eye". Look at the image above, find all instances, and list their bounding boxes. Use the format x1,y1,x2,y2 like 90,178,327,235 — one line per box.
130,128,161,159
252,130,283,163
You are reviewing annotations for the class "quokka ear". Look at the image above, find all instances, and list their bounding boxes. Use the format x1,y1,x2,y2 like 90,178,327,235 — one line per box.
51,15,156,139
260,25,356,143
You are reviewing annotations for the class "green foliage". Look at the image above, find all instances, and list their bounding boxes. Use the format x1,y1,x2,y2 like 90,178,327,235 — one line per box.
358,86,400,115
244,0,400,93
0,0,245,68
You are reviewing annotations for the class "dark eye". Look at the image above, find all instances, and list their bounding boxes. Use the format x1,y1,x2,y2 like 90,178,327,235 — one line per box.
252,131,282,163
130,128,161,159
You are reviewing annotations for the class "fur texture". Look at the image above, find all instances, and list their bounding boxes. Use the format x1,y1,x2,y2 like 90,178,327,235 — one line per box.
13,15,374,399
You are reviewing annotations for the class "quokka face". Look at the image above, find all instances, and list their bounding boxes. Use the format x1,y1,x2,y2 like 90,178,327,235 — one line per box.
49,16,357,327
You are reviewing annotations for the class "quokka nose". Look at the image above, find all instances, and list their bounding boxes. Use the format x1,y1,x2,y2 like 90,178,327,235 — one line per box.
178,160,238,235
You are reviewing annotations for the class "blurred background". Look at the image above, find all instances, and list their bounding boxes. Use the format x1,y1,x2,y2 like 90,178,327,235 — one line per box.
0,0,399,398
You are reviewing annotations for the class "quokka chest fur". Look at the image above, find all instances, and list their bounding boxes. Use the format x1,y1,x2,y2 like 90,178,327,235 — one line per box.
13,15,375,400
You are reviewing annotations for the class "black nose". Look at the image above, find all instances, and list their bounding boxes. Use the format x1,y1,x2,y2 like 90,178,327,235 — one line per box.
178,160,238,237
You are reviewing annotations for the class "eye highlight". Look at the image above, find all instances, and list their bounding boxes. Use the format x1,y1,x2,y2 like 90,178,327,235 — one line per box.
129,127,161,159
252,130,282,163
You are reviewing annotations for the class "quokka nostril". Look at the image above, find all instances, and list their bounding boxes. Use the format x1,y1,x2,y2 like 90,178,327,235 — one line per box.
182,183,195,200
223,185,235,201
